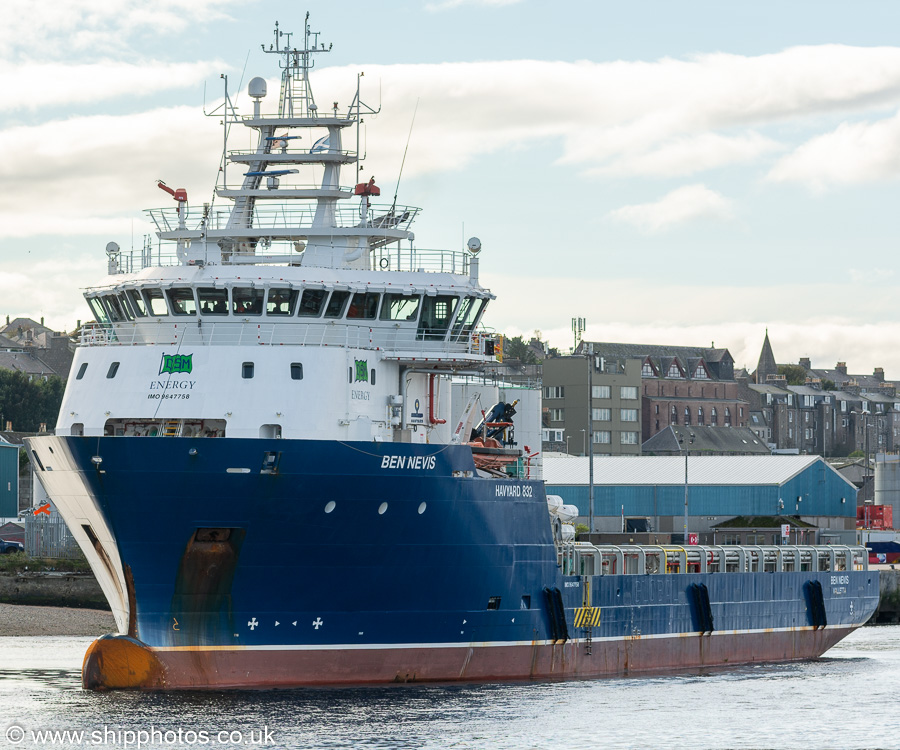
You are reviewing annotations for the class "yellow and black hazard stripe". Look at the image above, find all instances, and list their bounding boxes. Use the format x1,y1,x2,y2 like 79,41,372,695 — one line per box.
573,606,601,628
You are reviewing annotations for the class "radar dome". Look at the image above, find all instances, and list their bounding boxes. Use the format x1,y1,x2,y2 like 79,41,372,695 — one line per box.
248,77,267,99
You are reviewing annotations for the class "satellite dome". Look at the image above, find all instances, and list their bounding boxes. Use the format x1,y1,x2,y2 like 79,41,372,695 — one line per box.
248,77,267,99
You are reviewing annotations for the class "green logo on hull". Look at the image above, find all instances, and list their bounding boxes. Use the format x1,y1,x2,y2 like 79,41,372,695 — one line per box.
159,353,193,375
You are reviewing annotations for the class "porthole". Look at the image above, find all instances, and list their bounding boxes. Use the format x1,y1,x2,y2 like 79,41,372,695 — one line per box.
417,502,427,514
378,502,388,515
324,501,336,514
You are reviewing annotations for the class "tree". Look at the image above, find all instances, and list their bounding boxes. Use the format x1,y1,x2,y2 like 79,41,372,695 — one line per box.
503,335,538,364
778,364,807,385
0,370,66,432
821,379,836,392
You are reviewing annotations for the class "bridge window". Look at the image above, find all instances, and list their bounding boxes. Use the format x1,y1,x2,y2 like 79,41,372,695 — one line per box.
107,362,120,379
347,292,380,319
324,291,350,318
267,288,298,315
166,288,197,315
417,295,458,341
380,293,421,321
297,289,328,317
242,362,254,379
87,298,110,325
117,293,134,320
198,288,229,315
450,297,486,341
143,288,169,316
233,287,264,315
290,363,303,380
76,363,88,380
102,295,126,322
126,290,147,316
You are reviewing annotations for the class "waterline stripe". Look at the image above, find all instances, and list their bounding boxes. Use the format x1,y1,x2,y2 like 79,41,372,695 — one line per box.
152,622,860,653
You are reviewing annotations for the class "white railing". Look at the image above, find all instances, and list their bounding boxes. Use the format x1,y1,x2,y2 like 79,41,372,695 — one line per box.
146,203,420,234
559,543,869,576
79,321,489,355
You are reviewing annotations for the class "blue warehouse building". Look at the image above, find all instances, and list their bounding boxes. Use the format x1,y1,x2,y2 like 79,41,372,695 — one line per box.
543,455,857,543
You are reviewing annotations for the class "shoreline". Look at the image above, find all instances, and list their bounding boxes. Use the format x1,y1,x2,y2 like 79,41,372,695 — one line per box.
0,602,116,637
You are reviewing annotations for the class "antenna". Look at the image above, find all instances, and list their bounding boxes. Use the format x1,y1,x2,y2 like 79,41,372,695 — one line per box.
572,317,586,351
391,98,420,213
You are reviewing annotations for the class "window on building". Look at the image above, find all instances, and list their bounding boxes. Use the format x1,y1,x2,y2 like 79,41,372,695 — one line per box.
694,363,708,379
711,407,718,425
667,362,681,377
788,411,793,423
592,408,611,421
805,428,811,439
592,385,610,399
722,534,740,545
550,408,565,422
724,407,731,426
594,431,611,444
620,409,638,422
697,407,704,425
544,386,565,399
788,427,793,439
746,534,766,545
620,386,638,400
739,407,744,418
671,405,678,424
655,404,659,414
684,407,691,426
620,431,639,445
642,362,654,377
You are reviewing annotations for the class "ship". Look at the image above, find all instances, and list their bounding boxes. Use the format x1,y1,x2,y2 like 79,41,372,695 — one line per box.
26,16,879,690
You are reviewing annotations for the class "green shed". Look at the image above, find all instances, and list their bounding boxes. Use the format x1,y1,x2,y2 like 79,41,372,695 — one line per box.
0,442,19,518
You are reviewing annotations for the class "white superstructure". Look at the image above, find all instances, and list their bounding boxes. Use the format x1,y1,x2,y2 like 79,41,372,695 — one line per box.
59,16,501,447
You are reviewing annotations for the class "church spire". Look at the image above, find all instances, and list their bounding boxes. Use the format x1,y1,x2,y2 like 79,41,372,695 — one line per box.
755,329,777,384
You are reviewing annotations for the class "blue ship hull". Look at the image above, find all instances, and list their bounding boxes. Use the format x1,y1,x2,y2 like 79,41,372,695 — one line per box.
27,435,880,689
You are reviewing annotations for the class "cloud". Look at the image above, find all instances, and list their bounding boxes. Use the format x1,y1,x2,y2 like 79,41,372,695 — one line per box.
767,111,900,189
0,60,227,111
0,106,221,239
596,132,782,178
0,0,239,58
607,184,734,233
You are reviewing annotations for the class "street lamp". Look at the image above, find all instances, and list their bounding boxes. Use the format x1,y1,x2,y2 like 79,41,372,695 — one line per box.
565,435,571,455
678,430,695,544
580,429,586,456
851,410,872,503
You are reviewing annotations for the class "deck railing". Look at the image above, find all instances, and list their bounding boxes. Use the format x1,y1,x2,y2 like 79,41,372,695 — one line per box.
79,321,489,356
559,543,869,576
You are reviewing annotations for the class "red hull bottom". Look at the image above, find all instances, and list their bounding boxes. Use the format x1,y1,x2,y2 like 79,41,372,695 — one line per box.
82,627,856,690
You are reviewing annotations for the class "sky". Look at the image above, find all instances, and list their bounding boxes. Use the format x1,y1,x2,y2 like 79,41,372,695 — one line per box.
4,0,900,375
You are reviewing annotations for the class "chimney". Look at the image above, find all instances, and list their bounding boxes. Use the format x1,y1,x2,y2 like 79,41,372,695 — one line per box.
835,362,847,375
40,316,44,326
799,357,811,370
874,367,885,382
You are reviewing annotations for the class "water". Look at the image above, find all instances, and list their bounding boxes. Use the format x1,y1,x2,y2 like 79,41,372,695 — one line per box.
2,628,899,749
